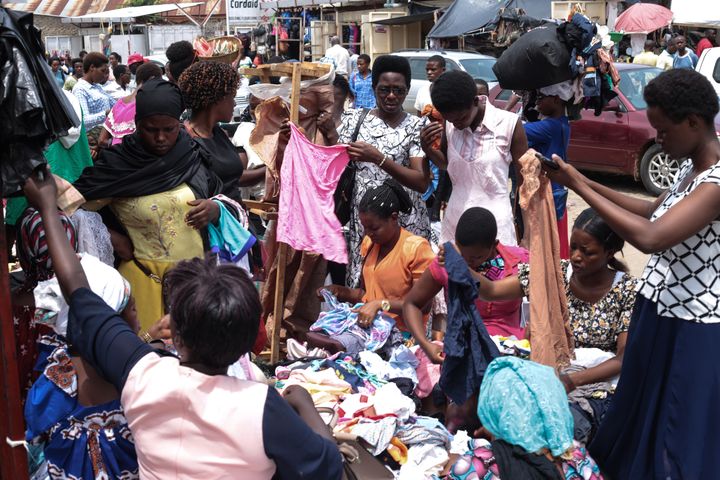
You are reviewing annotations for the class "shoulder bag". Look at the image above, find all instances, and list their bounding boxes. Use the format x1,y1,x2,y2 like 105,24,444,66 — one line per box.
334,108,370,225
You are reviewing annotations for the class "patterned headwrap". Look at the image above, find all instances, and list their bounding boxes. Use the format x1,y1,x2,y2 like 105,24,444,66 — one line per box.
17,207,78,285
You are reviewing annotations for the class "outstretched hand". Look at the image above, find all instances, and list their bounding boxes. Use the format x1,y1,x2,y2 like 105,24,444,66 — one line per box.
23,166,57,212
543,154,585,190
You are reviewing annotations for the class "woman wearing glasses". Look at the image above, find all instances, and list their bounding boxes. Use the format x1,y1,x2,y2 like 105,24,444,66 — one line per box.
420,71,528,247
321,55,431,288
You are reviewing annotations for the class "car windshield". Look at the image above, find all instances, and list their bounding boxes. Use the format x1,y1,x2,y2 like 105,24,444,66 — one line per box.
459,59,497,82
618,67,662,109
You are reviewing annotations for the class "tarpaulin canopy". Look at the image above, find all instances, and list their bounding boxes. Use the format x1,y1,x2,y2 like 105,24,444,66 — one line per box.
427,0,551,38
671,0,720,27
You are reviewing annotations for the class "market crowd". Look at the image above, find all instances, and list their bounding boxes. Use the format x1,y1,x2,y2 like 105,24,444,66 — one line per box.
5,19,720,480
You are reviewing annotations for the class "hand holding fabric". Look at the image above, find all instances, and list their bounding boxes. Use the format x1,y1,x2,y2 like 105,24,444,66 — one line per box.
185,199,220,229
422,341,445,364
347,141,384,164
420,121,443,153
354,300,382,328
317,112,336,137
544,154,585,190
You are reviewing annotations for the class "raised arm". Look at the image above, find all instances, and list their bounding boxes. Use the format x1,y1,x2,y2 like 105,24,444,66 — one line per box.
420,121,448,170
24,167,153,392
23,168,89,298
547,155,720,253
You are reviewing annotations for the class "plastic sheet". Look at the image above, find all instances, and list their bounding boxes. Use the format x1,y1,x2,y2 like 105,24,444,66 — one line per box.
0,8,79,197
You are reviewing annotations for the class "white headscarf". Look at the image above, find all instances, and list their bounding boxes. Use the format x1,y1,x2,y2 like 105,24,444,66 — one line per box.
538,80,575,102
33,253,130,336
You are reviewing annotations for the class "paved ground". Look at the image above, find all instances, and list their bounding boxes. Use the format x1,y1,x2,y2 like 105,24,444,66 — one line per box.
565,172,655,278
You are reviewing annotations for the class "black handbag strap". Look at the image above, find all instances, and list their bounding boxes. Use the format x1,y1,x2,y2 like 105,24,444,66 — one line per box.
350,108,370,143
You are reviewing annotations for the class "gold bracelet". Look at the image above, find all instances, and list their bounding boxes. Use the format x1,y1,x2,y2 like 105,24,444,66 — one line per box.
378,154,388,168
140,331,153,343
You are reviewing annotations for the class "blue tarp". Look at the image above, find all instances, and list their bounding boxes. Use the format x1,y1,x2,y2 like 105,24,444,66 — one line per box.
427,0,551,38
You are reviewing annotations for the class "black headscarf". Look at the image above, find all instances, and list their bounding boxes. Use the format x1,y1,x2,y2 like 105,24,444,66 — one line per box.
73,130,222,201
135,77,185,121
74,77,221,201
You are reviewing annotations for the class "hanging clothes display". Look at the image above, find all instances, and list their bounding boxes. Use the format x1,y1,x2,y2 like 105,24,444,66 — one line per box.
278,123,349,264
518,149,574,368
439,242,500,405
0,8,79,196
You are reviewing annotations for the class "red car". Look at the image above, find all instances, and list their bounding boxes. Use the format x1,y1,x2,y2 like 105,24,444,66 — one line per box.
489,63,716,195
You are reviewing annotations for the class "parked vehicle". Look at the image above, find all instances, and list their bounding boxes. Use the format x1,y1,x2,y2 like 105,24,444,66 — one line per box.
145,53,250,121
696,46,720,99
490,63,720,195
392,49,498,113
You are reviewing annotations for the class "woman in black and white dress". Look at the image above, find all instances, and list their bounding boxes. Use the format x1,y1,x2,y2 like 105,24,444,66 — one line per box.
322,55,430,287
547,69,720,479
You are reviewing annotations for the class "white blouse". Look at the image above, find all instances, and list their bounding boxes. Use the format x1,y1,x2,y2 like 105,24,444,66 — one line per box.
638,159,720,323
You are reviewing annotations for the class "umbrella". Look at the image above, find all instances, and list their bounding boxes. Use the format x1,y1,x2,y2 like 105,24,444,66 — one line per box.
615,3,673,34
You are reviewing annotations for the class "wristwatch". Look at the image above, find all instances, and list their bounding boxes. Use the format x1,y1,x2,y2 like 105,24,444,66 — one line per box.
381,299,391,312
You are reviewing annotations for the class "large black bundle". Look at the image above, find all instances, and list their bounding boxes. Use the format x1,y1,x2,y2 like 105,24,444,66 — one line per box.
492,23,573,91
0,7,79,197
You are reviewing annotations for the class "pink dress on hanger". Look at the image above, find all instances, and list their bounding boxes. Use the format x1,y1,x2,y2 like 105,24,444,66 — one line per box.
277,122,350,264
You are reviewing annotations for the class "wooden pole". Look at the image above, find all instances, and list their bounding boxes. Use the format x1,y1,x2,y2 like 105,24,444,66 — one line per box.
270,62,303,363
0,206,29,480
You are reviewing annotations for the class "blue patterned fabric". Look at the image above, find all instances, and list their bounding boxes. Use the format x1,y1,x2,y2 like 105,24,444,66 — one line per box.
349,71,376,109
25,335,138,479
477,356,574,457
439,242,500,405
310,289,395,352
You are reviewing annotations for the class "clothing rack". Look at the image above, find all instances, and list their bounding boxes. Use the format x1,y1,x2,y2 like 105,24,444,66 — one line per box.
238,62,332,363
0,206,30,479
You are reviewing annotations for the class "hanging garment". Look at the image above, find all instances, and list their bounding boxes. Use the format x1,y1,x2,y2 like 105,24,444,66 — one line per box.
0,8,79,196
439,242,500,405
250,85,334,202
518,149,573,368
278,122,349,263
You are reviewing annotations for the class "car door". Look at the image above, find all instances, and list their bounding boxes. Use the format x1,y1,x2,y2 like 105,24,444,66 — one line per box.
567,99,631,171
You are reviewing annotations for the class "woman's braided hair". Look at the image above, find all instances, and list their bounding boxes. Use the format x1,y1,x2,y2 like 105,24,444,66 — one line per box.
359,179,413,219
177,61,240,112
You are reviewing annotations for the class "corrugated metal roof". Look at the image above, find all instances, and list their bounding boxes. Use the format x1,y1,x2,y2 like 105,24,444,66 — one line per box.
2,0,227,18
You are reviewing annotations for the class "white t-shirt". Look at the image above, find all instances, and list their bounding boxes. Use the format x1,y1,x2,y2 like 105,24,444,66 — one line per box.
414,84,432,113
325,44,350,76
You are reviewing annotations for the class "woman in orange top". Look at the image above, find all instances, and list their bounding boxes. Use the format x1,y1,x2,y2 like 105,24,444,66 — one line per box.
322,179,435,335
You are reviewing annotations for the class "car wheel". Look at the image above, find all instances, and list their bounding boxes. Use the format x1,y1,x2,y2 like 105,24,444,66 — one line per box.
639,144,681,196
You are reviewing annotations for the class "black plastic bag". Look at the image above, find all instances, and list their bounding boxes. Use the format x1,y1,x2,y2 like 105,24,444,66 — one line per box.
0,8,79,197
492,23,573,91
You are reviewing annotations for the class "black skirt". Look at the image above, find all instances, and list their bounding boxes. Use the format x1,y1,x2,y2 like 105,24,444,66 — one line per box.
589,295,720,479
